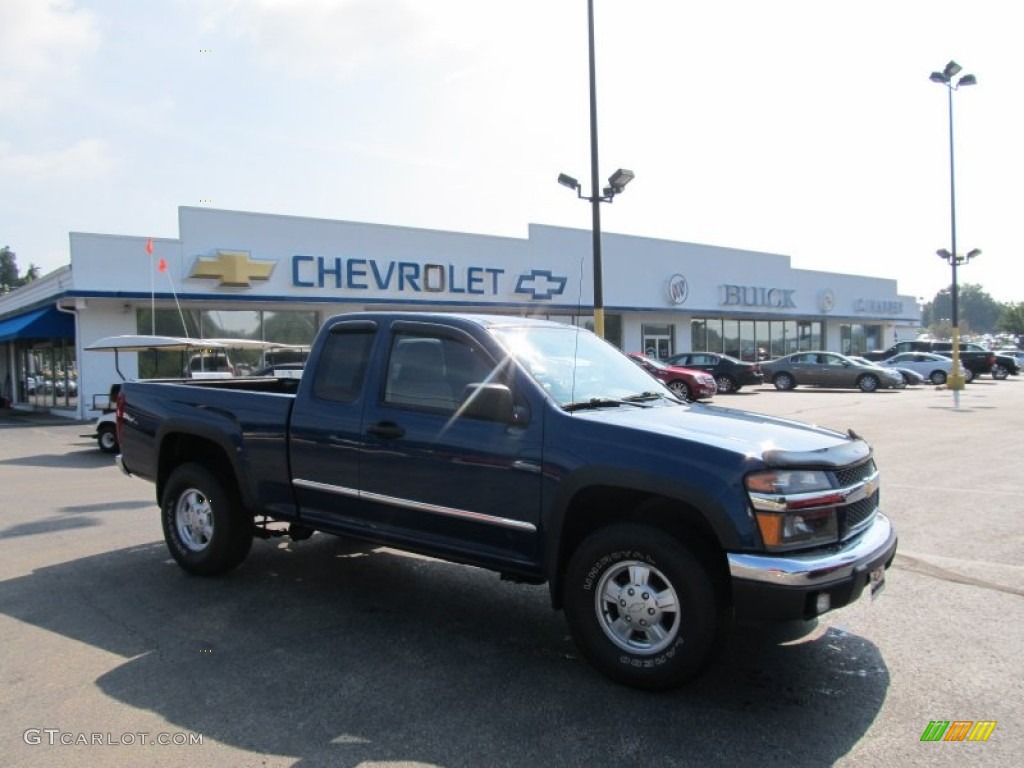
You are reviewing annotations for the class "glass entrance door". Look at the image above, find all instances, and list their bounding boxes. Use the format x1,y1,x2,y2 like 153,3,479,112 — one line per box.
642,325,674,359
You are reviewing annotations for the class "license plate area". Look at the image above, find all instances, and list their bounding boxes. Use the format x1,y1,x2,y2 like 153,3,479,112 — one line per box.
869,566,886,599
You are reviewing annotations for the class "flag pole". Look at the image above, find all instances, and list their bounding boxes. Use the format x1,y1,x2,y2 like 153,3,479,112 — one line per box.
146,238,155,334
159,257,189,338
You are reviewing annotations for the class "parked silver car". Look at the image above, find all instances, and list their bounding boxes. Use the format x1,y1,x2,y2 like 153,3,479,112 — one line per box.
761,351,904,392
875,351,961,385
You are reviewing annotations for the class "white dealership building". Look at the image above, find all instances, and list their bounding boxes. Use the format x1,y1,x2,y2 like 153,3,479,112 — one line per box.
0,206,920,418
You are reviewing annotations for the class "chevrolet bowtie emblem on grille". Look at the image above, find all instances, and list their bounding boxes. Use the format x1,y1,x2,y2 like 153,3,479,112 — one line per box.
189,250,275,287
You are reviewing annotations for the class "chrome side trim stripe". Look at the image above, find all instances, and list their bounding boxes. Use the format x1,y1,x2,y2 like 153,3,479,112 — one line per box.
293,478,360,498
292,477,537,532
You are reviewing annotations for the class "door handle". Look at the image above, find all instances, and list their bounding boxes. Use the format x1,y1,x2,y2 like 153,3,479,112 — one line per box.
367,421,405,439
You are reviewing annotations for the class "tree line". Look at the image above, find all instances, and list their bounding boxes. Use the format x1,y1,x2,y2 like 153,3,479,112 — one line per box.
0,246,40,293
920,283,1024,341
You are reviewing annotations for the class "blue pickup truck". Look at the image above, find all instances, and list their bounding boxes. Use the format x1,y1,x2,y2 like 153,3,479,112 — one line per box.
116,312,897,690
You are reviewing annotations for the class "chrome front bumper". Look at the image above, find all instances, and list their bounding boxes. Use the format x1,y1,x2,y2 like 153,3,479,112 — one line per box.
727,513,897,619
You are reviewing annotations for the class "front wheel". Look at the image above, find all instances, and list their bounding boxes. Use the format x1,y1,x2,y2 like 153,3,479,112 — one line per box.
563,524,719,690
668,380,692,400
161,462,252,576
992,364,1009,380
858,374,879,392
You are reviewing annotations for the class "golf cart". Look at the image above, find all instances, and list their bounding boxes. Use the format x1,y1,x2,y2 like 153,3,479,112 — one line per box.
80,335,231,454
80,335,308,453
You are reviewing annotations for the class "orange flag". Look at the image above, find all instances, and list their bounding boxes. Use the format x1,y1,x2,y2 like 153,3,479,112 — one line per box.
158,258,167,273
146,238,154,255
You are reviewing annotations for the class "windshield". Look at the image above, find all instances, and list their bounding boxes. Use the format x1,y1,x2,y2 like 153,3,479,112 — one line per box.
489,324,676,407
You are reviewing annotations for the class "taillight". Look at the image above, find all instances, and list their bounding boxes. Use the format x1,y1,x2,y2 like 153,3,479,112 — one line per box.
115,390,125,449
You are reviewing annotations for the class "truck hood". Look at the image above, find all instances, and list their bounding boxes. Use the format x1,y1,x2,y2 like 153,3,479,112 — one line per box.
571,402,870,468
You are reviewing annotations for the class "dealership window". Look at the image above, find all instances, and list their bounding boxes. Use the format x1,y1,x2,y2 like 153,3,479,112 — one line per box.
16,339,77,408
840,324,881,356
536,313,622,349
691,317,823,358
136,309,319,378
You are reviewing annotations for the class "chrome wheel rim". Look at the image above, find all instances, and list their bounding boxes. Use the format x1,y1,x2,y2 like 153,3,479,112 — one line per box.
595,560,681,655
99,430,116,451
175,487,214,552
714,375,733,393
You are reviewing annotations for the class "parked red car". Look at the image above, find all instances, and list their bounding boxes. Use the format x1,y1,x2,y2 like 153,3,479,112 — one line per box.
627,353,717,400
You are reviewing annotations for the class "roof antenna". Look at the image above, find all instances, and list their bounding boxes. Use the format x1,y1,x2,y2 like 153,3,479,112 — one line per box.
570,252,586,406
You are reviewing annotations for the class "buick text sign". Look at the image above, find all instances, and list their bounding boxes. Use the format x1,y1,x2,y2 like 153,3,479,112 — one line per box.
720,284,797,309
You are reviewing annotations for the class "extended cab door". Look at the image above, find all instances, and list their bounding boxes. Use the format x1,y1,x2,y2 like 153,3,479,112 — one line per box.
288,319,377,526
357,320,544,571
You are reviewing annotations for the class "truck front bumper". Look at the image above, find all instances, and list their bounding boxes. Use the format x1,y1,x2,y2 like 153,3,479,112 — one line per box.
727,512,897,620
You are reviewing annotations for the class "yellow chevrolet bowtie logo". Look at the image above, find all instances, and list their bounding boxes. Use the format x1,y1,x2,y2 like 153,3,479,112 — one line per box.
189,250,275,287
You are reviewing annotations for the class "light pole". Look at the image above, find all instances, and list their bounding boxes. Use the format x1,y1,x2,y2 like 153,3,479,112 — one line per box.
929,60,976,399
557,0,634,340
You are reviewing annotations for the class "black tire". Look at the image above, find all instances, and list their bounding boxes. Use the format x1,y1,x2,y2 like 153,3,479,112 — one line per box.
714,375,736,394
964,368,975,383
773,372,796,391
929,370,947,385
563,524,719,690
667,380,692,400
97,424,119,454
992,363,1009,380
161,462,252,576
858,374,879,392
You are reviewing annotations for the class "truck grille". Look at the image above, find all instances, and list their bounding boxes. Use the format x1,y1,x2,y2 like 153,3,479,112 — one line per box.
833,460,879,541
840,495,878,540
835,459,876,488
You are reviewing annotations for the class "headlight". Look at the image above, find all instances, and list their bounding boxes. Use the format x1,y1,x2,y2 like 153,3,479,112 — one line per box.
745,470,841,551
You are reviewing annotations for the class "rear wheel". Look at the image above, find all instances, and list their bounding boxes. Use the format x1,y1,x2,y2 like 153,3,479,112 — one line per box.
563,524,719,690
97,424,118,454
992,363,1009,380
964,368,975,383
929,370,947,385
714,375,736,394
773,372,796,391
858,374,879,392
161,462,252,576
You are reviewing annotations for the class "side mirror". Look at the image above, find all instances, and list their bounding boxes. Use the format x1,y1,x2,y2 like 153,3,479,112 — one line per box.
459,383,518,423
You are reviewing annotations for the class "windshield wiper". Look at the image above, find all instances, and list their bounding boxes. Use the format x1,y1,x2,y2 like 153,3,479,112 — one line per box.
622,390,681,404
563,397,654,412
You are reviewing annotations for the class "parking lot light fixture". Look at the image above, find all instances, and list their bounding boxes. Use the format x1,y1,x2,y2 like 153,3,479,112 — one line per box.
556,0,634,340
930,59,977,404
558,173,581,191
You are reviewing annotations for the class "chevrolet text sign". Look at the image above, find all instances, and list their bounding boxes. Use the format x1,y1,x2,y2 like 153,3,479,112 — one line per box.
291,255,567,301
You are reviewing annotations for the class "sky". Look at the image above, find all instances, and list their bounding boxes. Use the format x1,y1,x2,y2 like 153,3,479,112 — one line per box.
2,0,1022,304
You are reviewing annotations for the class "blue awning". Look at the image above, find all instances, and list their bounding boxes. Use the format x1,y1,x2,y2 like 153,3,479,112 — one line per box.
0,306,75,342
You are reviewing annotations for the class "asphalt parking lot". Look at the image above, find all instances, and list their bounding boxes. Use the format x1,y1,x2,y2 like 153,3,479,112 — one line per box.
1,379,1021,767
